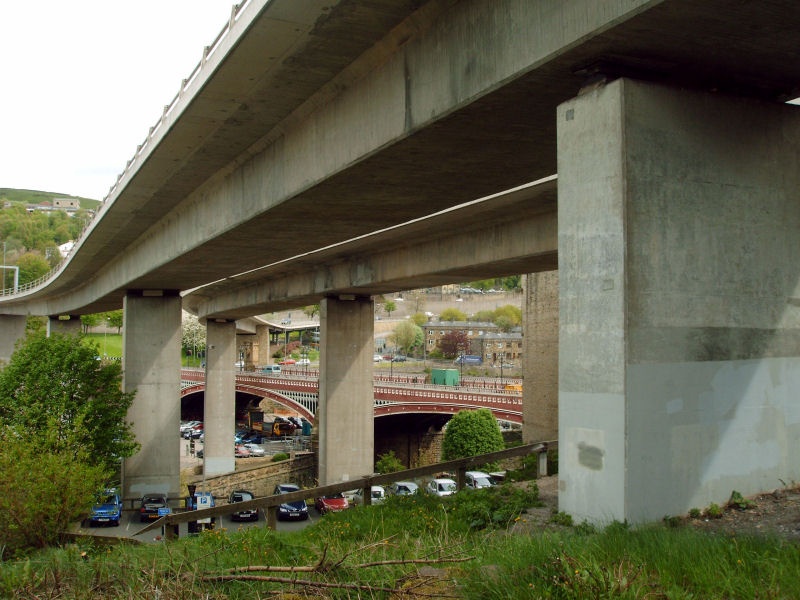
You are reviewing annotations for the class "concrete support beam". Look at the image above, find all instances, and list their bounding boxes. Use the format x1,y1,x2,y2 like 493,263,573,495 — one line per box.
254,324,271,368
122,291,181,501
204,320,236,476
522,270,559,443
47,315,81,336
0,315,26,364
557,79,800,523
317,296,374,485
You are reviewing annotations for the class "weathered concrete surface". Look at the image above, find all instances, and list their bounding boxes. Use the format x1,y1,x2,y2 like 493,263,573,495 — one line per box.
317,296,374,484
204,320,236,476
0,315,26,364
122,292,182,501
8,1,800,318
558,78,800,523
523,270,559,444
46,315,81,336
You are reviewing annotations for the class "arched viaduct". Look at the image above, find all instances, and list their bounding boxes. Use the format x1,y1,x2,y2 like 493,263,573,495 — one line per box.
1,1,799,523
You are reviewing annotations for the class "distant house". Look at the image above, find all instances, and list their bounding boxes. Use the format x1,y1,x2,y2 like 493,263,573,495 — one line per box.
422,320,523,363
53,198,80,210
58,241,75,257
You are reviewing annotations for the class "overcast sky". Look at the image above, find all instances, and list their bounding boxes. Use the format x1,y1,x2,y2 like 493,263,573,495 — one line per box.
0,1,237,200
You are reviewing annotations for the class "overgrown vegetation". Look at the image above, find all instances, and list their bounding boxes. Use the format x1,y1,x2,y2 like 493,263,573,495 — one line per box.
2,483,799,598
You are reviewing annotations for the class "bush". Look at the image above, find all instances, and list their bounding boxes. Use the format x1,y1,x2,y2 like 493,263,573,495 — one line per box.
0,433,108,558
375,450,404,474
442,409,504,461
448,482,541,530
272,452,289,462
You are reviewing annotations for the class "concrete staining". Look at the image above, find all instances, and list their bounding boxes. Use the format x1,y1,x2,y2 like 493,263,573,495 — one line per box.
558,79,800,523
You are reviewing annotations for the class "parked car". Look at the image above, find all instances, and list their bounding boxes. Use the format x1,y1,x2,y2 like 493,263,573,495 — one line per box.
139,493,169,522
426,478,457,497
465,471,496,489
387,481,419,496
228,490,258,521
261,364,282,374
273,483,309,521
296,358,311,366
234,444,251,458
279,358,296,365
314,493,349,515
88,487,122,526
454,354,482,365
391,355,407,362
180,420,201,435
349,485,387,506
373,354,383,362
242,443,265,457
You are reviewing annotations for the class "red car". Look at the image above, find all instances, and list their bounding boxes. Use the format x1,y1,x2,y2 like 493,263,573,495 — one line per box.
279,358,296,365
315,493,349,515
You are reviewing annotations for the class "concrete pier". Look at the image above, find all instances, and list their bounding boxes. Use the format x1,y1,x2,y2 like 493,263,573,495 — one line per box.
204,319,236,476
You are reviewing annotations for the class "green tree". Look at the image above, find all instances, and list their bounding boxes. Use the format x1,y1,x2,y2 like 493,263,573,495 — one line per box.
0,332,139,471
440,307,467,322
80,313,101,333
106,309,124,333
410,312,427,326
15,251,50,285
182,312,206,363
392,320,423,356
384,300,397,317
494,304,522,327
442,408,504,461
303,304,320,319
375,450,405,474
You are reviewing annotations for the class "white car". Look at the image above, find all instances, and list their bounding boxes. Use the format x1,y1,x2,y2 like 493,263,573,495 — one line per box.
465,471,496,489
388,481,419,496
242,443,265,457
426,478,457,497
348,485,386,505
296,358,311,366
373,354,383,362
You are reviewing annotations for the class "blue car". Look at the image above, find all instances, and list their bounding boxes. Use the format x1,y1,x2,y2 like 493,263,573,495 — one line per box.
273,483,309,521
89,488,122,526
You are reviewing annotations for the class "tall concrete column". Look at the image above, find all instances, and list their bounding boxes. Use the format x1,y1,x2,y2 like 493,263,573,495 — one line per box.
122,291,181,501
0,314,26,364
47,315,82,336
558,78,800,523
318,295,374,485
522,270,558,443
254,324,271,367
204,319,236,476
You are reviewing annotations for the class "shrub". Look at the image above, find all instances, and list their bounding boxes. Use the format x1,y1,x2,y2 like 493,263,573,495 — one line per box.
442,409,504,461
375,450,404,474
728,490,754,510
272,452,289,462
688,507,702,519
550,511,573,527
705,502,723,519
448,482,541,529
0,433,108,558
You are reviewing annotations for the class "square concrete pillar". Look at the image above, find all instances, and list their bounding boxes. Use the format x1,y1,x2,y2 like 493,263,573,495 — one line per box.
558,79,800,523
47,315,82,336
204,319,236,475
122,291,182,501
522,270,559,443
0,314,27,365
318,295,374,485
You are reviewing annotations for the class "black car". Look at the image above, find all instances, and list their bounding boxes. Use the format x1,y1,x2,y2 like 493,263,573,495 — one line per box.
139,493,169,522
273,483,309,521
228,490,258,521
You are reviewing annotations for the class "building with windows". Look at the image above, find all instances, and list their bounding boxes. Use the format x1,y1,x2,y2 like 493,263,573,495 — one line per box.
422,321,522,363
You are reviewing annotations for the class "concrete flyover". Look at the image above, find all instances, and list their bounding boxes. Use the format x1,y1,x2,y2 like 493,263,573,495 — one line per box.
1,1,799,522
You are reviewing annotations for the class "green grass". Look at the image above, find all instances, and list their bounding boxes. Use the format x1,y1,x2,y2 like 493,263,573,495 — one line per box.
83,333,122,358
2,486,799,598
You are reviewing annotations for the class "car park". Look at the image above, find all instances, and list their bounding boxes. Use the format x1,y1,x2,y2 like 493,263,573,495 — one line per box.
426,478,457,497
273,483,309,521
349,485,387,506
465,471,496,489
314,493,349,514
387,481,419,496
88,487,122,526
228,490,258,521
139,493,169,522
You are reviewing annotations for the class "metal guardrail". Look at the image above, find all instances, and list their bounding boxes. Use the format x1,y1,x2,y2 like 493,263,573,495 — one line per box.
136,441,555,539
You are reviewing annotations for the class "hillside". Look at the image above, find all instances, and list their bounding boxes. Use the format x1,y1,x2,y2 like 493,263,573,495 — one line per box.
0,187,100,210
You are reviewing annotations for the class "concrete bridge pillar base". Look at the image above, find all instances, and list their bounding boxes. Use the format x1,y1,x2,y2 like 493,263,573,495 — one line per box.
204,319,236,476
558,79,800,524
121,291,182,502
0,314,26,364
47,315,81,336
318,295,374,485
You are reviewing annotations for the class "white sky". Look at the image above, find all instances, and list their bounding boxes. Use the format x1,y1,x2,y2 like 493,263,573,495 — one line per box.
0,1,237,200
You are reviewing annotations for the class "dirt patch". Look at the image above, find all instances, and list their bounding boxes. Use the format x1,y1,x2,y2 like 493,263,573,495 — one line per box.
512,476,800,540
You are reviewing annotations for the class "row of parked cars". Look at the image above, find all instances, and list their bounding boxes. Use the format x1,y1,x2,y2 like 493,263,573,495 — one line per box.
86,471,498,527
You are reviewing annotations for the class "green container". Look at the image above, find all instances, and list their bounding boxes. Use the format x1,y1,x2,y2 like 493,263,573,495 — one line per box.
431,368,460,386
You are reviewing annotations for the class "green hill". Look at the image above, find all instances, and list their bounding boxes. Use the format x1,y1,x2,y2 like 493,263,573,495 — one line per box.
0,187,100,210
